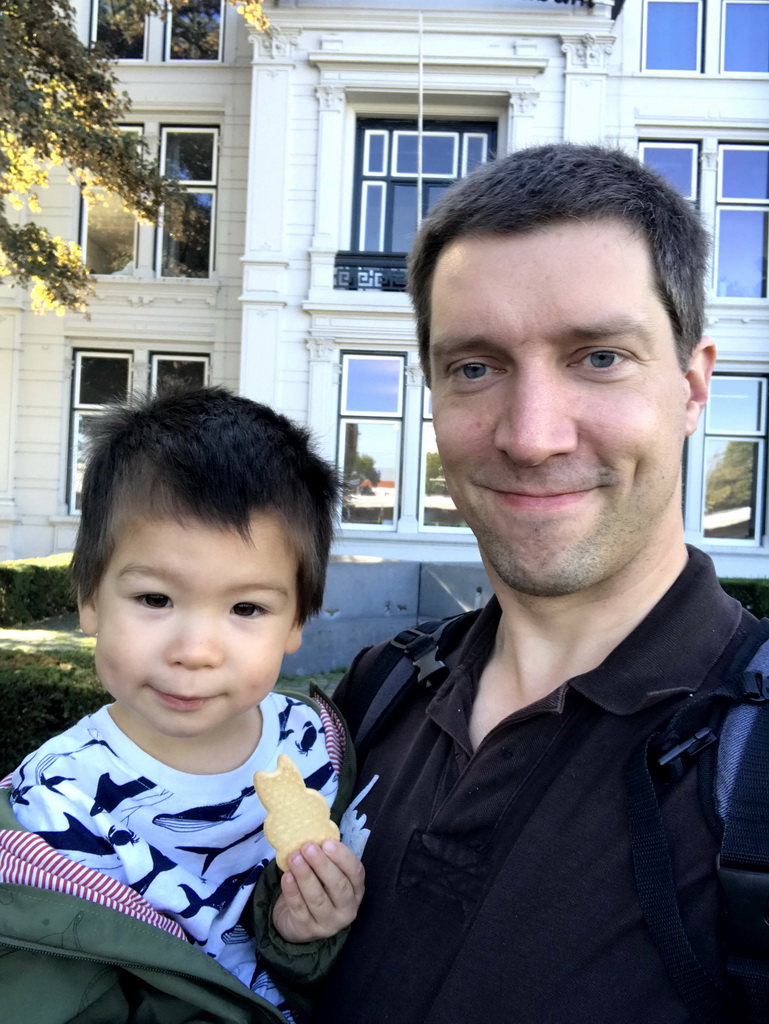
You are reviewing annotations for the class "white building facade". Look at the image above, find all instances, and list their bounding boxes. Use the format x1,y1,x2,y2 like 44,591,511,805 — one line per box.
1,0,768,579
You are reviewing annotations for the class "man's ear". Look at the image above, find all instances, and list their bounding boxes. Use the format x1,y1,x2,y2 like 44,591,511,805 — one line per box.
79,595,99,636
684,336,717,438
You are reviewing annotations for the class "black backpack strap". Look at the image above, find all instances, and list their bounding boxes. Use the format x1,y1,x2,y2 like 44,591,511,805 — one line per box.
344,610,481,756
716,638,769,1019
625,619,769,1023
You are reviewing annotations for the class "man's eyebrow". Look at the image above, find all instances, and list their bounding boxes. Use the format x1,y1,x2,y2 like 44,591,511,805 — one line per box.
432,315,657,357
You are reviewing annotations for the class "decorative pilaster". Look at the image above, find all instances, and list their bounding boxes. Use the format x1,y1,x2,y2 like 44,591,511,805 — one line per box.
507,88,540,152
397,361,426,533
305,338,340,461
560,33,615,144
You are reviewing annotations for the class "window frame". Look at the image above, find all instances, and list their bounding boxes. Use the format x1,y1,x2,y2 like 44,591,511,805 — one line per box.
349,118,497,257
337,352,405,533
698,374,768,546
157,126,219,279
67,349,211,514
720,0,769,74
164,0,225,62
80,125,143,277
714,143,769,299
641,0,704,73
90,0,148,61
638,141,700,201
418,389,471,534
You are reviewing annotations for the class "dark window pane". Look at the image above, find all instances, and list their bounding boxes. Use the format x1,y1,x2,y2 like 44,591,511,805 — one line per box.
708,377,763,433
341,421,399,526
169,0,221,60
78,356,130,405
391,184,417,252
422,135,457,176
716,209,768,297
344,357,402,415
73,414,99,511
704,438,759,539
395,134,419,175
426,183,449,213
645,2,700,70
365,132,386,175
162,192,213,277
85,192,136,274
724,3,769,72
465,135,487,174
164,132,215,182
641,145,696,198
154,359,208,395
95,0,145,59
721,148,769,201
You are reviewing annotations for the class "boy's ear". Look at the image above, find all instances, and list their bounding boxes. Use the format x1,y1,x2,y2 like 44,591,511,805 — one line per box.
78,596,99,636
284,621,303,655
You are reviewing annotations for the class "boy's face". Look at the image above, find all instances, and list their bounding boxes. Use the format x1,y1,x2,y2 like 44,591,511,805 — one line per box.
79,513,303,774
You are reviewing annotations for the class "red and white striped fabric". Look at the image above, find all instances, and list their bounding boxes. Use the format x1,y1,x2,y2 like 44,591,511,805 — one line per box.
0,777,187,941
317,694,346,776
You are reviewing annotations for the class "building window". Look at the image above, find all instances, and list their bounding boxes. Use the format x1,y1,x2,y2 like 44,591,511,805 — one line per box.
158,127,218,278
639,142,699,200
722,0,769,72
68,350,210,512
82,127,141,276
166,0,224,61
335,119,495,291
643,0,703,71
715,144,769,298
702,375,766,543
91,0,146,60
339,354,404,529
420,391,468,531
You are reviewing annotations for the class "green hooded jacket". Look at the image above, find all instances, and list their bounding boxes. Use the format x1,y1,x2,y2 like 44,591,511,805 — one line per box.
0,687,357,1024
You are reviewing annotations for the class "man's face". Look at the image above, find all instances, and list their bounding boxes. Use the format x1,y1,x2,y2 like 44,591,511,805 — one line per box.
428,220,714,599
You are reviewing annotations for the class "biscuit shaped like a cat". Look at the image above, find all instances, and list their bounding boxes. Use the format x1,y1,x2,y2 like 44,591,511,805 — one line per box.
255,754,339,871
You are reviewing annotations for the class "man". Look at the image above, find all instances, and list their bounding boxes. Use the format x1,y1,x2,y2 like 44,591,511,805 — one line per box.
313,145,759,1023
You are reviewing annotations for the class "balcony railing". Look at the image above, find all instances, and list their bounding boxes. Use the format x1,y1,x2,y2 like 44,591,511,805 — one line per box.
334,253,407,293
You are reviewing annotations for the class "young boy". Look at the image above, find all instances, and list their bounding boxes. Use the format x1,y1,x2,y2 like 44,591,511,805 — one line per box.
1,387,364,1024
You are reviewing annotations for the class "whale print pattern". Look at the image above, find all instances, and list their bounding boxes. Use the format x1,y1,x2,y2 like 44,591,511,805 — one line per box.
10,692,338,1001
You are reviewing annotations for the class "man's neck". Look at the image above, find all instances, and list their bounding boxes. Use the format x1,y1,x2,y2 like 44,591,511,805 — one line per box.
468,541,689,750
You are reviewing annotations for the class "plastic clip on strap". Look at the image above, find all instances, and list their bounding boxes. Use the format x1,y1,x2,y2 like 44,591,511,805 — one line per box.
389,627,448,686
656,728,718,783
740,668,769,703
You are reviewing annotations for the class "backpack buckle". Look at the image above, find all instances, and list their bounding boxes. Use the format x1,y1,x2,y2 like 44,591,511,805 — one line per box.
717,855,769,956
655,727,717,782
741,669,769,703
390,629,448,686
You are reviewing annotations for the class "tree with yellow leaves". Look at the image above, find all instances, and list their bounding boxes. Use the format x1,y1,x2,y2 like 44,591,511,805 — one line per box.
0,0,267,315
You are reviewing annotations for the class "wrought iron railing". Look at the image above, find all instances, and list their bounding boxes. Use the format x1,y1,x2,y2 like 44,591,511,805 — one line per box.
334,253,407,292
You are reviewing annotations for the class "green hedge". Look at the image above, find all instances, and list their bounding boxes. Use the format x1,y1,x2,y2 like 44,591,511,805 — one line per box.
720,577,769,619
0,648,103,779
0,553,76,627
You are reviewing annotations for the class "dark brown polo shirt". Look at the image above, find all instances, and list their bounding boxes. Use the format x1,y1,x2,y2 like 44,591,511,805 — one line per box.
313,548,757,1024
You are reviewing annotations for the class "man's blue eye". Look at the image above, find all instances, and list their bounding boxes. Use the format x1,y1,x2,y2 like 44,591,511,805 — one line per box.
461,363,487,379
588,351,619,369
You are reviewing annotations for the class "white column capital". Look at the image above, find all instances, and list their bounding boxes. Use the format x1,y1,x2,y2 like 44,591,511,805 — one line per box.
255,25,300,61
315,85,346,112
305,337,338,362
560,33,615,71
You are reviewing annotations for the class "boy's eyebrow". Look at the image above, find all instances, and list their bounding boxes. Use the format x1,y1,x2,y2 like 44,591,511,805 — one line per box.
117,564,292,596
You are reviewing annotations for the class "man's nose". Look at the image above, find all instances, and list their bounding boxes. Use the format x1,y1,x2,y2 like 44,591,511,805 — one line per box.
167,617,224,669
492,368,578,467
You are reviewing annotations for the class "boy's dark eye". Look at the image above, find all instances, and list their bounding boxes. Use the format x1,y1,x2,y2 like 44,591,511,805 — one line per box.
140,594,171,609
232,602,261,617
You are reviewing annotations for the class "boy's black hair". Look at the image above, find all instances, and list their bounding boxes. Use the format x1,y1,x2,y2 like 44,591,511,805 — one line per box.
408,143,710,381
71,386,339,624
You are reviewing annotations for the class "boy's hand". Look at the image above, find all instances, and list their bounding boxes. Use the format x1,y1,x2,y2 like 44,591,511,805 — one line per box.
272,839,365,943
